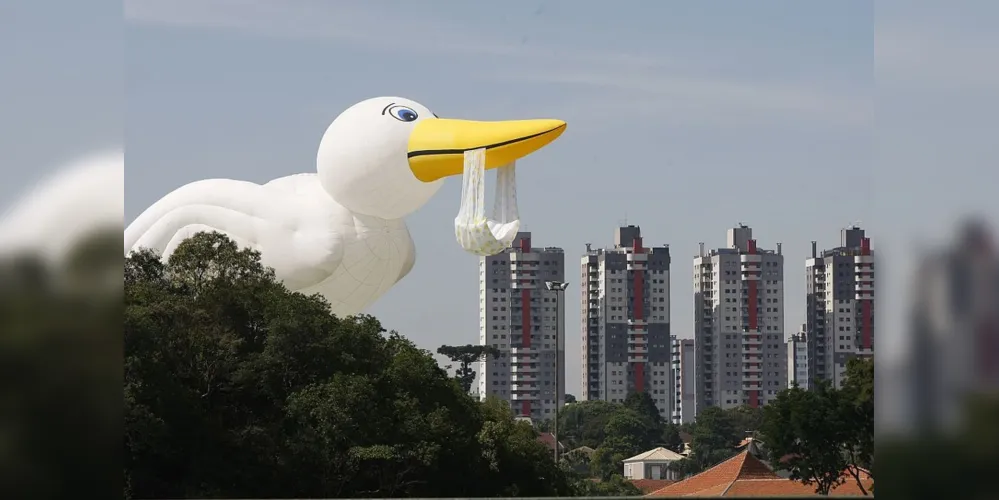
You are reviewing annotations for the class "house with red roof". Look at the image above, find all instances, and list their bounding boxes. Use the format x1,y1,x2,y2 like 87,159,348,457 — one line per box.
645,450,873,497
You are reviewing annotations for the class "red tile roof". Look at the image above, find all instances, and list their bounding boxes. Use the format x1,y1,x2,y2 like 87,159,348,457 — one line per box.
630,479,677,494
536,432,566,452
645,451,874,497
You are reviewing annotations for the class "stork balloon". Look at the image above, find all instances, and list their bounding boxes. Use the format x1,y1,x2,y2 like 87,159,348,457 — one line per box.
124,97,566,316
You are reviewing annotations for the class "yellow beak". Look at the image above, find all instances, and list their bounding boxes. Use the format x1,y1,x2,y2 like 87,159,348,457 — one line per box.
407,118,566,183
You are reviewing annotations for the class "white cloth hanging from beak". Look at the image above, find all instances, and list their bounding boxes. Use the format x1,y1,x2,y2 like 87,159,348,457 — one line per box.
454,148,520,256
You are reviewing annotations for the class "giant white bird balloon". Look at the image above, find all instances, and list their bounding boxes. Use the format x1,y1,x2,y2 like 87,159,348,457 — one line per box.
124,97,566,316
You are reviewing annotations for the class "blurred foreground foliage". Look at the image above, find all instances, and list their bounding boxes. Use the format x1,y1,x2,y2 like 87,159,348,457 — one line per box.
878,395,999,500
0,230,121,498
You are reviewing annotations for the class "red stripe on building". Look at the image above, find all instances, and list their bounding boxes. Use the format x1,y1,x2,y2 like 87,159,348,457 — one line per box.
746,239,759,408
521,290,531,347
521,400,531,417
633,237,645,393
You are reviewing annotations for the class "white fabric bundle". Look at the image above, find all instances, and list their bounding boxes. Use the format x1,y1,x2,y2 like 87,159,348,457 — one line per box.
454,148,520,256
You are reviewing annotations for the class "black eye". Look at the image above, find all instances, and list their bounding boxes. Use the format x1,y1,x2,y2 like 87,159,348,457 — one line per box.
389,105,419,122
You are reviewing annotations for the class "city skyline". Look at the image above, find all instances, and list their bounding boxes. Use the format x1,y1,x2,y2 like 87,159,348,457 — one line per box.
123,0,877,397
472,222,872,409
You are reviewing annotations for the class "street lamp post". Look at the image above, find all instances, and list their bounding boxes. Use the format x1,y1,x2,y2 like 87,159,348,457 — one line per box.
545,280,568,464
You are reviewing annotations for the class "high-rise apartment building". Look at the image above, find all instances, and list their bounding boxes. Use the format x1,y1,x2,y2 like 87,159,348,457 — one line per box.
804,226,874,389
693,225,787,415
786,325,809,388
478,232,566,422
580,226,672,417
670,336,696,424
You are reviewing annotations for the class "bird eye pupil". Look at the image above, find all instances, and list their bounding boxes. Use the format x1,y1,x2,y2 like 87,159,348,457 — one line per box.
390,106,418,122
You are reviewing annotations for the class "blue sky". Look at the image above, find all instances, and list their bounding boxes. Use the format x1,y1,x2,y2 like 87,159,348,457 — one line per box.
118,0,996,394
0,0,121,203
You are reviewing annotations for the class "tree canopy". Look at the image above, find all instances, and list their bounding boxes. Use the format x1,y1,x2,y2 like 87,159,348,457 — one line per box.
437,343,500,394
124,233,576,498
760,358,875,495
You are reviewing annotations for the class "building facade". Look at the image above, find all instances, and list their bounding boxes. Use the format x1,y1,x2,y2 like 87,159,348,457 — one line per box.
580,226,672,417
693,225,787,415
670,336,696,424
786,326,809,389
804,226,874,389
478,232,566,422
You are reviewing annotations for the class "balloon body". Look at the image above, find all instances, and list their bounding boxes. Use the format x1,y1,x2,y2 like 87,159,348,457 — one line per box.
124,173,415,317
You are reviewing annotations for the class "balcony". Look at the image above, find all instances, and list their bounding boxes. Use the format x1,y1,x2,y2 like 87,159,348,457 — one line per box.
510,346,537,356
628,335,648,345
510,363,539,374
626,253,648,262
627,353,648,363
510,383,539,392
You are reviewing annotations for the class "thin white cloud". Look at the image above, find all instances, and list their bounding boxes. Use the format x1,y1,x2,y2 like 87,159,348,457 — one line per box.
124,0,662,69
488,70,871,125
125,0,868,125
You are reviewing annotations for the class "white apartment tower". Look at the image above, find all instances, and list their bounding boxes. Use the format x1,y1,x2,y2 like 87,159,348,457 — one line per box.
805,226,875,389
580,226,672,418
670,336,696,424
786,325,809,389
693,225,787,415
478,232,566,422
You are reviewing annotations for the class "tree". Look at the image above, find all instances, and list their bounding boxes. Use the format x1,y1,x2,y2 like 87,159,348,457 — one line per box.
661,422,685,454
565,393,577,403
474,397,574,496
840,358,874,494
436,344,500,394
623,391,662,427
124,232,575,498
726,405,765,438
761,382,850,495
689,406,741,468
556,400,622,449
590,408,660,479
574,473,642,496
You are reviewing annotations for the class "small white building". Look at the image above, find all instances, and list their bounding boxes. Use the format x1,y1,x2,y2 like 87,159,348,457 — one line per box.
622,447,685,481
